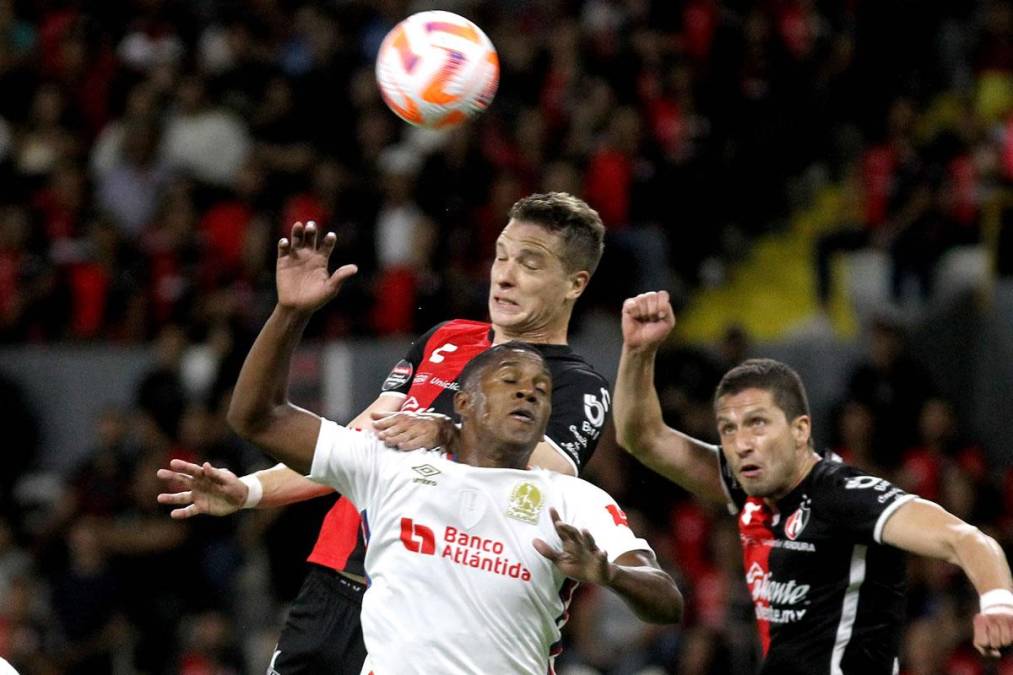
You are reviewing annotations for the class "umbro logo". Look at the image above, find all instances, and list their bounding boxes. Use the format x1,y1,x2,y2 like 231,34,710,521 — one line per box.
412,464,441,486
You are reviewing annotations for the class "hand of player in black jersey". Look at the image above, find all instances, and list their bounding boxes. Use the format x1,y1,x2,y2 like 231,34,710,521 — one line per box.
622,291,675,352
973,611,1013,658
370,411,456,451
277,221,358,315
156,459,247,519
533,507,613,585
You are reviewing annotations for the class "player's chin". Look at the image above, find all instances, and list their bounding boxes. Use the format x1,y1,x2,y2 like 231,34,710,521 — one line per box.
501,424,542,447
488,303,526,325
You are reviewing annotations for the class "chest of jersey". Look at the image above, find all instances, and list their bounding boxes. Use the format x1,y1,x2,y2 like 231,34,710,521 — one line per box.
362,458,564,612
358,458,570,673
738,495,905,674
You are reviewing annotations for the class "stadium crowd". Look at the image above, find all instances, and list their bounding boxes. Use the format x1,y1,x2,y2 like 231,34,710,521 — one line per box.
1,0,1012,673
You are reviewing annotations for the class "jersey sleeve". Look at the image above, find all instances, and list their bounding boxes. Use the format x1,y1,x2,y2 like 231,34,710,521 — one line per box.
379,322,448,396
815,464,917,544
308,419,386,511
564,480,652,562
544,368,611,474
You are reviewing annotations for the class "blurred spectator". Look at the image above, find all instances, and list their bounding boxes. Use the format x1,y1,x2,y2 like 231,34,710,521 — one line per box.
370,145,436,335
0,516,31,603
136,324,188,442
830,399,889,477
897,398,987,503
0,371,39,521
846,315,935,465
95,115,169,237
161,75,251,188
0,573,53,673
14,83,80,182
177,610,244,675
49,518,127,674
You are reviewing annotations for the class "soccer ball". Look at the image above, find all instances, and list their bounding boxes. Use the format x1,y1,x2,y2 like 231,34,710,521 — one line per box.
375,11,499,129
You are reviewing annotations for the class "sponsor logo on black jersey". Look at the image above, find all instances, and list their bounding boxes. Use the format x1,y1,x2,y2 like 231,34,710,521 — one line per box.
382,359,414,391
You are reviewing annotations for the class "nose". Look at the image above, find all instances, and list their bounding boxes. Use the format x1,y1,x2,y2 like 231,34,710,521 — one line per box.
492,259,516,288
513,385,538,403
732,430,755,456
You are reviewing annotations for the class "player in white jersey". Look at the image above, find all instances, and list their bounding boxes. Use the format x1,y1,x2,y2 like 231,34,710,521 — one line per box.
308,343,680,673
179,222,682,673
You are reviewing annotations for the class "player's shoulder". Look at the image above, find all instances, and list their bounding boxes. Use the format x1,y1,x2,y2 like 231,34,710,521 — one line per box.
545,471,611,502
428,319,492,341
409,319,489,350
808,457,894,495
535,344,607,387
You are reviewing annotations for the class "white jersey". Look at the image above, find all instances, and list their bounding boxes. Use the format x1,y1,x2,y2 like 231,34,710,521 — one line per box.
309,420,652,675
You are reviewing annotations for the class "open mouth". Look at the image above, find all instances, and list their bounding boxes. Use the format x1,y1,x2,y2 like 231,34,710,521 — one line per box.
493,296,520,310
508,407,535,423
739,463,762,479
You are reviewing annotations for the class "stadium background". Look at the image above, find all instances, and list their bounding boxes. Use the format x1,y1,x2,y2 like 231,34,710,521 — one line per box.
0,0,1011,672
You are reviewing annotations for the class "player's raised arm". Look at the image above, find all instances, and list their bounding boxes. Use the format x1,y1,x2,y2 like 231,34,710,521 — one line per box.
226,221,357,475
614,292,727,503
880,498,1013,657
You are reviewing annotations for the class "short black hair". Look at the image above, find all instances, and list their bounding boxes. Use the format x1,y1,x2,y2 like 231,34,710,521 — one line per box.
458,342,549,394
508,192,605,276
715,358,811,423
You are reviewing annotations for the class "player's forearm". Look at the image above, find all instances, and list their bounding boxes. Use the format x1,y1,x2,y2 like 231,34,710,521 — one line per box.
614,346,667,456
604,563,683,624
614,347,726,502
227,305,311,437
246,463,335,509
950,525,1013,597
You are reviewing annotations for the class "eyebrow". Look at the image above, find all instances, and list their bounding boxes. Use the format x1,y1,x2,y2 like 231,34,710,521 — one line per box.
496,237,561,261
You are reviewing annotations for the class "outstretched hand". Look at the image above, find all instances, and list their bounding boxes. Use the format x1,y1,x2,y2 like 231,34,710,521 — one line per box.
277,221,358,314
370,411,456,450
533,507,613,586
156,459,248,519
621,291,675,352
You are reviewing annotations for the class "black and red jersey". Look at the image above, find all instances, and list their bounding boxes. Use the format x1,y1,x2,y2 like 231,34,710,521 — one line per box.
719,453,914,675
308,319,611,575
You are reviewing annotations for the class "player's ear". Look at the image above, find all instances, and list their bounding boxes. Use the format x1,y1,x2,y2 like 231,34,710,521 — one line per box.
453,390,470,418
566,270,590,301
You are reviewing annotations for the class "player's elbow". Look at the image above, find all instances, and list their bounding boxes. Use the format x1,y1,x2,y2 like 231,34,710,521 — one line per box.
615,424,661,461
642,581,684,625
226,398,284,443
951,523,1000,567
225,400,259,439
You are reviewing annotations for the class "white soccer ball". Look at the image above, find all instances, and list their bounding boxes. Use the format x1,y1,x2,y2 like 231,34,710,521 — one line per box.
375,11,499,129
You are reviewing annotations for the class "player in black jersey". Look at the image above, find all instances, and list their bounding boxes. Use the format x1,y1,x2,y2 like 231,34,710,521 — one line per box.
613,290,1013,675
157,193,612,673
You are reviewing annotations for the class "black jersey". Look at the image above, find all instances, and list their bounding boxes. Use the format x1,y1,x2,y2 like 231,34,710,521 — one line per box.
308,319,611,575
719,453,914,675
383,319,611,470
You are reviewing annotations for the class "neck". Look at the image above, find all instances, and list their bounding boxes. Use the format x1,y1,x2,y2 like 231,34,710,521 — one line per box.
492,315,570,346
455,429,534,470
